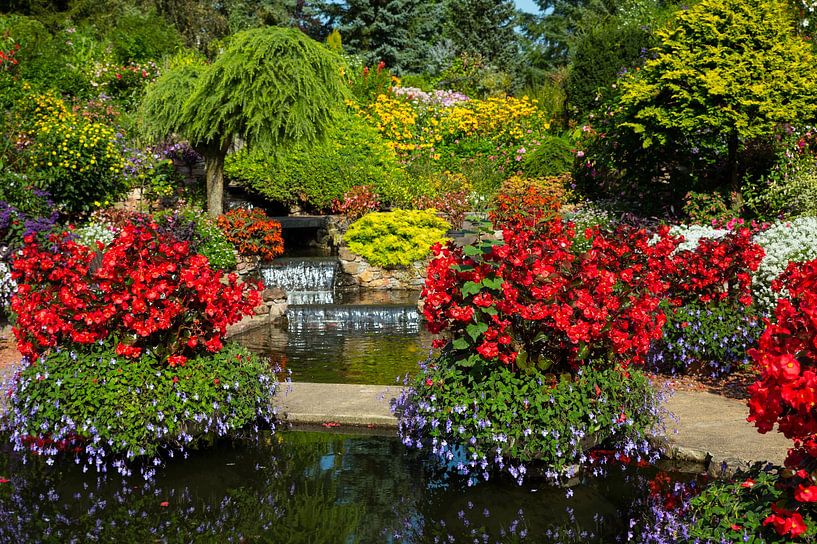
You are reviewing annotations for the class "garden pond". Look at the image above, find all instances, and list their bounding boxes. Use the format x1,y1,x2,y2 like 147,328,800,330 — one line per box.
232,253,430,385
0,429,676,543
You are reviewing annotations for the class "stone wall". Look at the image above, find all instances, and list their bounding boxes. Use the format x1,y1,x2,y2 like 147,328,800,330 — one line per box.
337,246,427,290
225,287,287,337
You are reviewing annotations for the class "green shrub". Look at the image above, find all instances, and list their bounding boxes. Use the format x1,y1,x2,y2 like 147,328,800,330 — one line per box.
4,341,277,461
743,147,817,221
565,20,653,116
521,134,574,178
226,113,412,210
682,191,740,224
344,209,450,267
107,10,182,63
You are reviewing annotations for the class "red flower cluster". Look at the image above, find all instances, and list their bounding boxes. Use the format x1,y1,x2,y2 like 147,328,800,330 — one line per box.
332,185,381,222
747,258,817,537
666,228,764,306
216,208,284,262
11,222,262,362
0,43,20,71
422,218,680,372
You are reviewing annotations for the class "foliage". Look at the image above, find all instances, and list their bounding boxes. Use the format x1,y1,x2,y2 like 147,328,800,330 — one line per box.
442,0,520,75
11,221,261,361
329,0,439,74
684,465,817,542
752,217,817,313
414,171,472,230
743,134,817,221
344,210,450,267
565,18,653,116
648,301,761,377
0,177,59,255
520,134,574,178
614,0,817,190
124,149,180,207
14,92,127,214
153,207,238,270
225,111,411,209
3,341,278,463
106,10,182,63
216,207,284,262
332,185,381,223
344,59,396,105
682,191,740,225
395,359,660,484
92,60,161,106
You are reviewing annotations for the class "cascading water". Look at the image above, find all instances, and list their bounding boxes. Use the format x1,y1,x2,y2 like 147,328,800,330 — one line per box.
242,254,431,384
261,257,338,294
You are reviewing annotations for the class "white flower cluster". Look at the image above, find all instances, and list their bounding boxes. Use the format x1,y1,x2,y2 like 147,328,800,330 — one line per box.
752,217,817,313
799,0,816,28
563,203,614,232
669,224,729,252
74,223,117,250
0,261,16,313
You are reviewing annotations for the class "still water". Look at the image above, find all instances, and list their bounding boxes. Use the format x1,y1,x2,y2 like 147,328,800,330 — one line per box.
0,430,658,543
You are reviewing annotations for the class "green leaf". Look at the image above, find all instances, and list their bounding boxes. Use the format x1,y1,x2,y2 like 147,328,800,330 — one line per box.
463,245,483,256
482,277,503,290
461,281,482,297
452,338,469,350
466,322,489,341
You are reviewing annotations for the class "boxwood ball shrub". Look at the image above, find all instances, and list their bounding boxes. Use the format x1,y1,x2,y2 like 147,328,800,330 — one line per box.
344,210,450,267
520,134,575,178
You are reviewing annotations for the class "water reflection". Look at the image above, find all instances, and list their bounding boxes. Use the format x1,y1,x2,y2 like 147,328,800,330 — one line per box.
0,431,653,543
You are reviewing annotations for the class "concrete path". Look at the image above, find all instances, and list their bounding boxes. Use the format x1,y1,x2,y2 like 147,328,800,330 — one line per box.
274,382,793,472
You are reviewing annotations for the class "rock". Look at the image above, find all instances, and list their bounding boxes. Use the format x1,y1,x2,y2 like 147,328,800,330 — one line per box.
340,260,364,276
338,247,357,262
262,287,286,302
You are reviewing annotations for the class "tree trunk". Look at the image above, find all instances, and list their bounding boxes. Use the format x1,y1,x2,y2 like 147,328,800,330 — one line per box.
204,151,226,218
727,130,742,208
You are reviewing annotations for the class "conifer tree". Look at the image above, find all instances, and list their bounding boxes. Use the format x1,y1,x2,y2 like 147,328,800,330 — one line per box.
329,0,438,73
140,27,347,216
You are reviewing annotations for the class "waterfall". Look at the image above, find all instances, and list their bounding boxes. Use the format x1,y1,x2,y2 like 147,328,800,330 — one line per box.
261,257,338,293
286,304,421,333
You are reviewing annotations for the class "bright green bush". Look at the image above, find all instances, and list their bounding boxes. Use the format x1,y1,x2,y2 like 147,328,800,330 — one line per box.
521,134,574,178
107,10,182,63
5,341,277,460
344,209,450,267
225,112,412,210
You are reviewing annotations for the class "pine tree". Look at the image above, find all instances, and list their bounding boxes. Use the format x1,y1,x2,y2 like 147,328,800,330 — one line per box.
330,0,439,74
139,27,347,216
443,0,520,69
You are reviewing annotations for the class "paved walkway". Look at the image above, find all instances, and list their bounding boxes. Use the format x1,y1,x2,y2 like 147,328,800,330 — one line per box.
274,382,792,472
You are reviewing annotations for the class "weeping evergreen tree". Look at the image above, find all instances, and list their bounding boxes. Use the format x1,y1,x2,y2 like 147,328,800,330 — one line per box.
139,27,347,216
